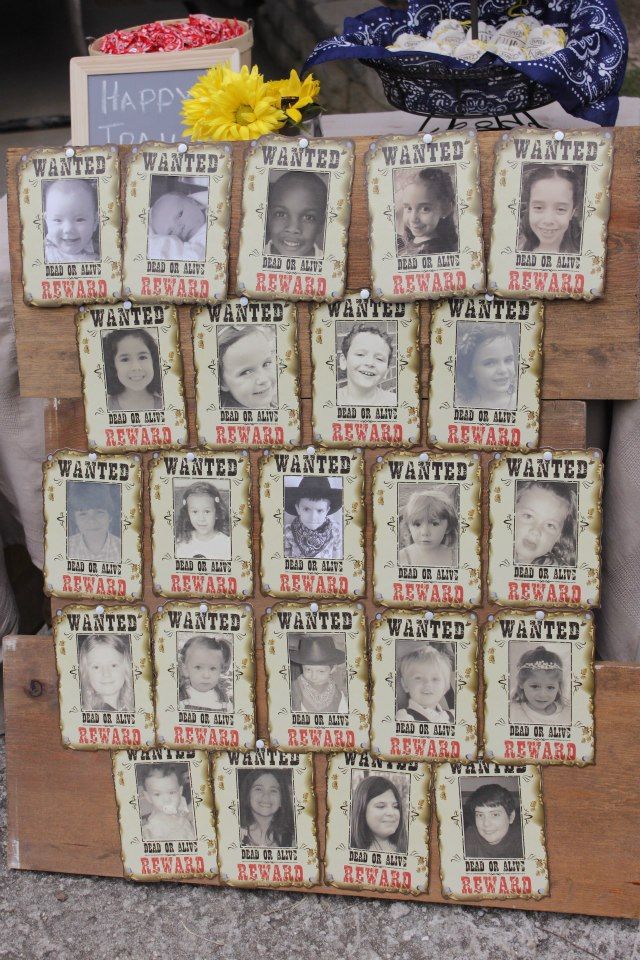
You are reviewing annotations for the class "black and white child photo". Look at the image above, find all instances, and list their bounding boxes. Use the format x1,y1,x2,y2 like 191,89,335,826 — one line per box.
237,768,296,848
461,777,524,859
264,170,328,259
177,632,233,712
173,480,232,561
513,480,578,567
147,175,209,261
66,480,121,562
288,633,348,714
395,640,455,723
102,328,164,412
217,325,278,409
517,164,586,255
397,483,459,567
43,178,100,263
454,322,520,410
349,771,409,854
509,642,571,725
393,166,458,257
77,632,134,713
335,321,397,405
283,476,343,560
135,761,196,841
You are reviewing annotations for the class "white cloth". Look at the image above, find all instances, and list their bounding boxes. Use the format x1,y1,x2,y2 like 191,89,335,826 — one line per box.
175,531,231,560
147,221,207,262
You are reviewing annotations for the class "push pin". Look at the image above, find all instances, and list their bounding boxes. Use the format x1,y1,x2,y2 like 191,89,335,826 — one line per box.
123,300,132,310
554,130,565,141
88,452,98,461
543,450,553,461
177,143,188,154
359,288,370,300
240,296,249,306
65,147,75,158
310,602,319,612
187,451,196,462
95,605,105,615
200,603,208,613
485,293,494,302
298,137,309,149
424,610,434,620
535,610,545,620
256,739,265,749
422,133,433,144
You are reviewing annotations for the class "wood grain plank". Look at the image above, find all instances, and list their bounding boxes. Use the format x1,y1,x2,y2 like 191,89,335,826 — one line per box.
8,130,640,401
5,636,639,917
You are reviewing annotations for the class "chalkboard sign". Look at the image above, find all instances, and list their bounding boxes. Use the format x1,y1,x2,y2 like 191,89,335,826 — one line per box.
70,49,241,145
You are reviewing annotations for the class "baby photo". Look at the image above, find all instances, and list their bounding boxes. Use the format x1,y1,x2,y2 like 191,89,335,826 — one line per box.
237,768,296,848
135,761,196,841
147,175,209,261
283,476,343,560
102,328,164,413
217,325,278,410
288,633,348,714
397,482,459,568
66,480,122,563
460,776,524,860
508,641,571,725
393,165,458,257
173,479,232,561
454,321,520,411
42,177,100,263
514,479,578,567
348,770,409,855
517,164,586,255
177,632,234,713
77,632,134,713
264,170,328,259
335,320,397,406
395,640,456,724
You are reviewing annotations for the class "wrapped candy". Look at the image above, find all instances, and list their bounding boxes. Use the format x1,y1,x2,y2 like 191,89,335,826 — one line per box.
527,25,567,59
454,39,488,63
100,14,245,54
387,32,442,53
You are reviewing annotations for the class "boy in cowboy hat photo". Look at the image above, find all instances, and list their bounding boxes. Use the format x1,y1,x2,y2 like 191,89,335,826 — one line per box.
288,633,348,714
283,476,343,560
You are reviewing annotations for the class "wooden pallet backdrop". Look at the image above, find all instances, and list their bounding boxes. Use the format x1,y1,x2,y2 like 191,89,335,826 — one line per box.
4,133,640,919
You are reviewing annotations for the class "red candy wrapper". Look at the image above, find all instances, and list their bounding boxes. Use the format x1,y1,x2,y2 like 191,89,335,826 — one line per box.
100,14,245,54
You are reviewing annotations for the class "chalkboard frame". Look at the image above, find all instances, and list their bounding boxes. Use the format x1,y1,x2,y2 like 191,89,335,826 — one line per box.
70,48,242,146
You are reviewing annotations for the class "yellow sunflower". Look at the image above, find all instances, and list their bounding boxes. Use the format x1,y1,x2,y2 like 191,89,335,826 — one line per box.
268,69,321,124
182,64,286,141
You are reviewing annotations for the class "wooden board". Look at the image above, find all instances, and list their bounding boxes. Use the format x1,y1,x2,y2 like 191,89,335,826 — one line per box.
5,635,639,918
7,130,640,402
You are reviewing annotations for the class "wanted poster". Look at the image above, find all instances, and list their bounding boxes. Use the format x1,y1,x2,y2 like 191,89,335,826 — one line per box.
18,146,121,307
43,450,142,600
372,452,481,608
53,604,153,750
370,610,478,762
483,610,595,766
262,602,369,752
192,298,300,448
435,762,549,900
76,302,187,452
259,449,365,599
365,131,484,302
149,450,252,600
122,141,232,304
488,450,603,608
153,602,255,751
236,135,354,302
487,130,614,300
324,753,430,894
428,297,543,451
213,749,319,887
112,748,217,881
310,296,420,447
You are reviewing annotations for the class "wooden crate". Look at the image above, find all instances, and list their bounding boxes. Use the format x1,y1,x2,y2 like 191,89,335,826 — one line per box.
4,133,639,918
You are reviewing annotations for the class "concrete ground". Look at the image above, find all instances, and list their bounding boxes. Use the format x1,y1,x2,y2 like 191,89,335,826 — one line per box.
1,2,639,957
